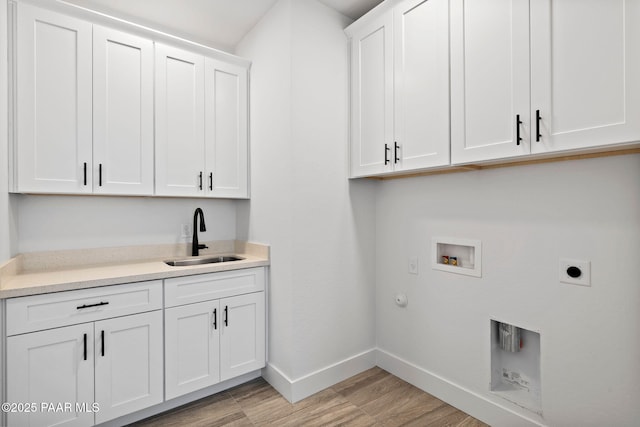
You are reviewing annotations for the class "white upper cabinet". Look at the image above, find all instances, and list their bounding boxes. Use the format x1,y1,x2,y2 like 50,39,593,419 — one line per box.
394,0,450,171
155,43,206,197
349,12,394,177
530,0,640,153
450,0,531,164
16,4,93,193
205,58,249,198
155,45,250,198
13,4,250,199
348,0,450,177
93,26,154,195
451,0,640,164
15,5,154,195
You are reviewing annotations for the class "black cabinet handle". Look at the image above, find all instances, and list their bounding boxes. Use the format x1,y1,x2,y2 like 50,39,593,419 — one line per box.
199,172,203,190
83,333,87,361
213,308,217,330
394,142,400,163
384,144,390,165
209,173,213,191
99,164,103,186
224,306,228,326
77,301,109,310
535,110,542,142
101,330,105,357
516,115,523,146
83,163,87,186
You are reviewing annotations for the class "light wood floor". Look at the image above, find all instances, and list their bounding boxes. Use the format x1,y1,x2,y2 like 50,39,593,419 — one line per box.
130,367,489,426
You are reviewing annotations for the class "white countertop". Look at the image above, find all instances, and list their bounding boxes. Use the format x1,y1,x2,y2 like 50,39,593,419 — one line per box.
0,241,269,299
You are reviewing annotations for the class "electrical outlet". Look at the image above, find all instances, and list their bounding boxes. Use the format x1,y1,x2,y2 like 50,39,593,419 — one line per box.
559,259,591,286
181,224,191,238
408,256,418,275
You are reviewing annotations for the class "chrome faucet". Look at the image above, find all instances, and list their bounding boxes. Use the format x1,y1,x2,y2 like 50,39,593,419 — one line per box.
192,208,208,256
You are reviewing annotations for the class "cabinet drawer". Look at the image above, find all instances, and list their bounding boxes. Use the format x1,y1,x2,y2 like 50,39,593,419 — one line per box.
165,267,265,308
6,281,163,335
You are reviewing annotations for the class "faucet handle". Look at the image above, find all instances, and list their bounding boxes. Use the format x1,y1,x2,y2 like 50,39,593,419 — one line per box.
198,244,208,250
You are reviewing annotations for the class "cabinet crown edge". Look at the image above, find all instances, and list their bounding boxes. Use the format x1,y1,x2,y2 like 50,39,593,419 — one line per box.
344,0,404,37
11,0,251,67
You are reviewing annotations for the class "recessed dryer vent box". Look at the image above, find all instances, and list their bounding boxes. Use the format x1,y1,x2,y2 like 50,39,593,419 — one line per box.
432,237,481,277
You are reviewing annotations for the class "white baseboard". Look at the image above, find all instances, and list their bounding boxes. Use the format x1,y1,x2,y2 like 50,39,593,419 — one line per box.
375,348,545,427
262,348,376,403
264,347,547,426
261,363,295,402
104,348,546,426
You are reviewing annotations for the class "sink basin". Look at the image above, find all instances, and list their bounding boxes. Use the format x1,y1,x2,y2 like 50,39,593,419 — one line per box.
164,255,244,267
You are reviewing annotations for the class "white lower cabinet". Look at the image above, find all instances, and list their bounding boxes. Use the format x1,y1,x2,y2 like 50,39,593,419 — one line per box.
164,268,266,400
219,293,266,381
7,324,95,427
94,311,163,424
6,281,163,427
7,311,163,427
4,269,267,426
165,300,221,400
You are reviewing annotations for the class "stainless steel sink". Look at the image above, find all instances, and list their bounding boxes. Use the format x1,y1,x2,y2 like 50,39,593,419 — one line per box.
164,255,244,267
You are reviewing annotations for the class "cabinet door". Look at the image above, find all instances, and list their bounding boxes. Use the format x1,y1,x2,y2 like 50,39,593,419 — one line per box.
7,324,94,427
204,58,249,198
16,3,92,193
220,292,265,381
350,12,394,177
450,0,530,164
93,26,154,195
530,0,640,153
155,43,206,196
394,0,450,170
165,300,220,399
94,311,163,424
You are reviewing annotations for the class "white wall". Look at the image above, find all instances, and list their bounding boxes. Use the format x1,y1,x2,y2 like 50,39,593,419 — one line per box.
289,0,377,381
0,0,10,261
236,0,296,379
0,0,8,417
15,195,236,252
236,0,377,397
375,154,640,426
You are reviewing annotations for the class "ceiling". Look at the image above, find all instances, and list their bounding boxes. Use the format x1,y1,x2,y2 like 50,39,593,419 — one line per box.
317,0,384,20
62,0,384,52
